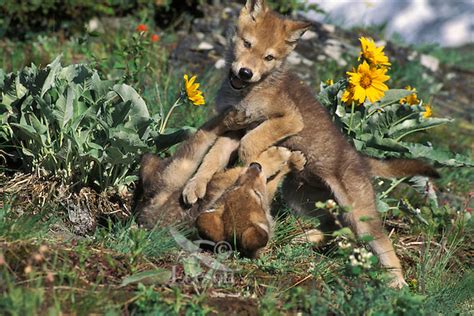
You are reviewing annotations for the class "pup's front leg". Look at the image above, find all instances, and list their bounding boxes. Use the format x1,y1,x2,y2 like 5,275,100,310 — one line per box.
239,113,304,164
182,133,241,205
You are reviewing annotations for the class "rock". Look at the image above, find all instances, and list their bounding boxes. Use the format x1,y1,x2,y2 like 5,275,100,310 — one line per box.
446,73,456,80
322,23,336,33
213,33,228,46
196,32,205,40
67,200,96,235
323,40,347,67
87,18,100,32
197,42,215,51
420,54,440,72
215,58,226,69
287,51,302,65
408,51,418,61
287,52,314,66
301,30,318,40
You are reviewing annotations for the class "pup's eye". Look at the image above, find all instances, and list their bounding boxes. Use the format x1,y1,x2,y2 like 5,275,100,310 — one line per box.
253,189,264,202
264,55,275,61
243,39,251,49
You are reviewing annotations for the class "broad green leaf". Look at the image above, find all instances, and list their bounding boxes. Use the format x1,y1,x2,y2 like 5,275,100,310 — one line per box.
63,86,74,127
155,127,196,150
120,269,171,287
388,117,451,139
113,84,150,121
40,55,62,98
10,122,41,143
378,89,412,107
402,142,474,167
15,75,27,99
376,196,390,213
28,113,48,135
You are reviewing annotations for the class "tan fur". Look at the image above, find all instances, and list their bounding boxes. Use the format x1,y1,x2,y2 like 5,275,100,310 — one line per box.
133,114,234,228
184,0,439,288
196,147,306,258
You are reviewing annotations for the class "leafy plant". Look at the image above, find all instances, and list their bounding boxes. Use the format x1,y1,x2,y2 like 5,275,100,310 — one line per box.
0,56,189,190
319,83,472,167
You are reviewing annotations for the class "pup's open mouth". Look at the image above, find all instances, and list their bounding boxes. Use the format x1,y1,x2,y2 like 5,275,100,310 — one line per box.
229,71,248,90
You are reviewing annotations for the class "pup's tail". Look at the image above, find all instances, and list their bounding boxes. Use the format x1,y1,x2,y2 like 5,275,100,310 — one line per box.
366,157,440,179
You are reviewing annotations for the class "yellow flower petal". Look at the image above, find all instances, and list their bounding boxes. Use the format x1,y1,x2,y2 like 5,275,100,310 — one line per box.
184,74,206,106
345,60,389,104
359,36,391,67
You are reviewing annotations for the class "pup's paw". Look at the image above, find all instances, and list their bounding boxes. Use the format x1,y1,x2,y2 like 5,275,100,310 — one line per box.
262,146,292,161
289,151,306,171
255,146,291,176
182,177,208,205
223,109,249,130
291,229,324,244
387,273,408,289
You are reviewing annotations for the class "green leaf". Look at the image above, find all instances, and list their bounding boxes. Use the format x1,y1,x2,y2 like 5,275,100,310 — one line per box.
402,142,474,167
154,127,196,150
63,86,75,127
120,269,171,287
28,113,48,135
388,117,451,139
40,55,62,98
378,89,412,107
183,256,203,278
113,84,150,123
376,196,390,213
332,227,354,238
10,122,42,143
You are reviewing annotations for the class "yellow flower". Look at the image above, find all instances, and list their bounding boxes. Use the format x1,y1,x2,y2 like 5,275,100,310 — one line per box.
359,37,391,67
326,79,334,86
184,74,205,106
400,86,420,105
346,61,390,104
422,104,432,118
342,84,356,104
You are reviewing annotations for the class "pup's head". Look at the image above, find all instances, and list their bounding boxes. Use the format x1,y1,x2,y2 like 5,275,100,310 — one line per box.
234,162,267,199
229,0,311,90
196,163,271,258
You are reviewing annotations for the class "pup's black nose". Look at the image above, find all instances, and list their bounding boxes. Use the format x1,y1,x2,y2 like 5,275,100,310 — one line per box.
239,68,253,81
249,162,262,172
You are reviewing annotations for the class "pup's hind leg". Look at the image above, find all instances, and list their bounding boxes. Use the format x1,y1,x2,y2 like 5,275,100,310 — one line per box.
282,174,339,244
324,169,407,288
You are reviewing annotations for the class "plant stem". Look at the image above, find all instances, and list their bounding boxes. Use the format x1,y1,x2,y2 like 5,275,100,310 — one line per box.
159,98,181,134
347,101,355,135
395,125,440,142
379,177,407,200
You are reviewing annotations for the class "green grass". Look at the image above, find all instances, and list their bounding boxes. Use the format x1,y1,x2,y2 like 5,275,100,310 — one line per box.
1,13,473,315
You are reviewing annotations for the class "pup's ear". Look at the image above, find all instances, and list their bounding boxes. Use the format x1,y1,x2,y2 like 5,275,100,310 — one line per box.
241,224,269,258
285,20,312,43
241,0,268,21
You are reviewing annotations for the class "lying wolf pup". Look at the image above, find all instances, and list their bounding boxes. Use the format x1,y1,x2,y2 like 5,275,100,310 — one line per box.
134,117,305,256
196,147,305,258
182,0,439,288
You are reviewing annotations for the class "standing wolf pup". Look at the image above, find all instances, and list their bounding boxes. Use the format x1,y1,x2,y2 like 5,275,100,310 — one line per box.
183,0,439,288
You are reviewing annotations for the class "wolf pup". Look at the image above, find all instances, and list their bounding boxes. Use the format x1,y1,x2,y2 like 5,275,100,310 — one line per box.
183,0,439,288
196,147,305,258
